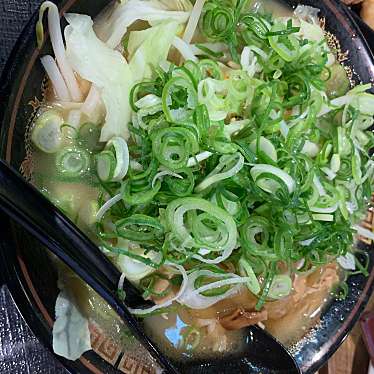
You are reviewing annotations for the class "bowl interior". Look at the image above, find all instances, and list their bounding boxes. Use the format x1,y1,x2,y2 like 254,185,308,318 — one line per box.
1,1,374,373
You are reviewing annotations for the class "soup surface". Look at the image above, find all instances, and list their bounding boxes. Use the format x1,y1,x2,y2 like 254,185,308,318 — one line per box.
28,0,374,364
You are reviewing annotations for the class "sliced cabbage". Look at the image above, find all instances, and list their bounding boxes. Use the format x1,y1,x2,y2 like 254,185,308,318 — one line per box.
158,0,193,11
65,14,132,142
294,5,320,24
293,5,325,42
298,19,324,42
128,21,179,83
94,0,190,48
53,290,91,360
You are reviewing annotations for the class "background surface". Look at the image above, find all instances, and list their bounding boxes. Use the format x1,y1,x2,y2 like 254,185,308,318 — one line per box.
0,2,66,372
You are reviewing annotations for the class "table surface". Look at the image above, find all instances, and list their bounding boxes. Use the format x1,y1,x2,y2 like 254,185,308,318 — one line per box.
0,1,372,374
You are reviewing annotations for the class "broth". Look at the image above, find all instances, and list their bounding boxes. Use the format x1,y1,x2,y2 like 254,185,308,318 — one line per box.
27,0,363,364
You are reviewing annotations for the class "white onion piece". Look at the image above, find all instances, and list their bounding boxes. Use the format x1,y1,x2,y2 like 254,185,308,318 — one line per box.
40,2,83,101
178,270,247,310
353,225,374,241
152,170,183,189
183,0,207,44
41,55,71,101
187,151,213,167
128,262,188,315
96,193,122,222
337,253,356,271
172,36,198,63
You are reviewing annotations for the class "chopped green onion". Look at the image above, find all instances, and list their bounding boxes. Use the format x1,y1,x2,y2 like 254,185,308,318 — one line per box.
77,122,103,153
152,127,199,170
32,110,64,153
56,148,90,178
239,257,261,295
96,151,116,182
116,214,164,243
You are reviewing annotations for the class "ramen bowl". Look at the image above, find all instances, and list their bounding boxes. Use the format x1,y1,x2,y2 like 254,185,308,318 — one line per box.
0,0,374,373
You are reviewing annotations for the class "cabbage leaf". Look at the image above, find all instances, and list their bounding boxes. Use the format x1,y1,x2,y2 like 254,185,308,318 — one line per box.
294,5,324,42
158,0,193,11
128,21,180,83
52,290,91,361
65,14,132,141
94,0,190,48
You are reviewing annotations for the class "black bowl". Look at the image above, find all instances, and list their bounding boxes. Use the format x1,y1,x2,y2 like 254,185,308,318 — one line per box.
1,0,374,373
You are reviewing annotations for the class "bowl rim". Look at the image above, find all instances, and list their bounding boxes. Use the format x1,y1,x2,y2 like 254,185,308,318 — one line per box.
0,1,374,373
